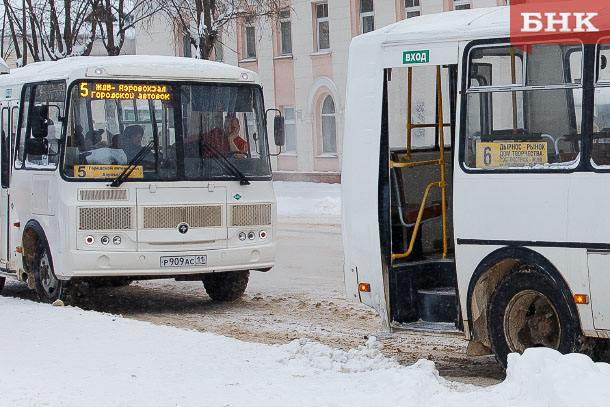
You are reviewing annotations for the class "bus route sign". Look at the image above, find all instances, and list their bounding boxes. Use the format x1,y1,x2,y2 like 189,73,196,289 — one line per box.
403,50,429,64
79,82,171,101
75,165,144,179
476,141,548,168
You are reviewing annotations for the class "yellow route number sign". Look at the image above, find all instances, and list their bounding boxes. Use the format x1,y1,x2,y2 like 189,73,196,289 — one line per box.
476,142,548,169
75,165,143,179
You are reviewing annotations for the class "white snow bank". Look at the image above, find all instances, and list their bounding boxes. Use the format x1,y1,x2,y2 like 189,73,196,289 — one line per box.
2,296,610,407
274,181,341,224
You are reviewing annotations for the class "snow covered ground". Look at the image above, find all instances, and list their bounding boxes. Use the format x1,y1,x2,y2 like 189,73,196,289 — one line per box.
2,296,610,407
274,181,341,224
3,182,610,406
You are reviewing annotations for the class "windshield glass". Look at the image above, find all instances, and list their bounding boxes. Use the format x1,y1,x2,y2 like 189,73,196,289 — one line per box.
62,81,271,181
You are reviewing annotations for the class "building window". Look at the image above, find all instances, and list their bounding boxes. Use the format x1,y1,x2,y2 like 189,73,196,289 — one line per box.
283,106,296,152
245,16,256,59
454,0,471,10
320,95,336,154
182,35,191,58
280,9,292,55
405,0,420,18
213,38,223,61
360,0,374,34
316,3,330,51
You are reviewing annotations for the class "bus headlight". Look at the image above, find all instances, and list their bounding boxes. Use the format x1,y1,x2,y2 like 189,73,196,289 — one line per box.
239,232,247,241
247,231,256,240
101,236,110,245
113,236,122,245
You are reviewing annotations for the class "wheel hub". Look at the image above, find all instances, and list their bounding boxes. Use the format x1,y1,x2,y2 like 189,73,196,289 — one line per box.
504,289,561,353
39,251,58,296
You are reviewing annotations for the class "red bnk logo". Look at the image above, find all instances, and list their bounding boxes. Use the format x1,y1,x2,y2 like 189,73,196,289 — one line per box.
510,0,610,46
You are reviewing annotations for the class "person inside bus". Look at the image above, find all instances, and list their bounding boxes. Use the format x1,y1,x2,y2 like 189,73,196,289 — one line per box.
225,117,248,158
121,125,146,161
199,116,247,158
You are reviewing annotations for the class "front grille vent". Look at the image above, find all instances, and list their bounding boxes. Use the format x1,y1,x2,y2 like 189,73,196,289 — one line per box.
230,204,272,226
79,207,134,230
79,189,128,201
143,206,222,229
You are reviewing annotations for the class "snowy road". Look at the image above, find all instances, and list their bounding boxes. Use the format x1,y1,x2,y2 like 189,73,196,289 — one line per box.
2,221,504,385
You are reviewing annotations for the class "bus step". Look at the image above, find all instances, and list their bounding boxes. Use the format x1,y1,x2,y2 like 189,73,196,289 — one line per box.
417,287,457,323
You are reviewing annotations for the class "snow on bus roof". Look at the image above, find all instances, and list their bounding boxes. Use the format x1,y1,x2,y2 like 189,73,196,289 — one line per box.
0,55,257,85
362,4,610,47
367,7,509,46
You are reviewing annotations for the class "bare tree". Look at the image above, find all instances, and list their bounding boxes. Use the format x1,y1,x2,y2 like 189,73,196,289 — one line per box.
1,0,21,60
165,0,283,60
1,0,100,63
93,0,163,56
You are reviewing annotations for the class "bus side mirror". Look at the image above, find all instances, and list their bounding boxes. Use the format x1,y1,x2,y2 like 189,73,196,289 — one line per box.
26,137,49,155
31,105,49,138
274,115,285,147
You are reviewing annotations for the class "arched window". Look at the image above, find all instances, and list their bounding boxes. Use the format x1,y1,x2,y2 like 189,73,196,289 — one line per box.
320,95,336,153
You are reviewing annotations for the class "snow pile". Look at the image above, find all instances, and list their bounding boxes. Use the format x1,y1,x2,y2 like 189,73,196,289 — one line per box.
279,336,398,373
274,181,341,223
2,296,610,407
498,348,610,406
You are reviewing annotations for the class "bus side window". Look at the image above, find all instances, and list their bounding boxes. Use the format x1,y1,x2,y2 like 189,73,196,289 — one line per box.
11,106,18,163
1,107,9,187
23,82,66,170
15,86,32,168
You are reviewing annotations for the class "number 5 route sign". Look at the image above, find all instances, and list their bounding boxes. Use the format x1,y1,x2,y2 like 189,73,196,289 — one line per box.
475,141,548,169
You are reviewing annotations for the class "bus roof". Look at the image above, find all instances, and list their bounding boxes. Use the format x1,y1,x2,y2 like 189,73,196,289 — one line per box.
368,6,509,47
361,5,610,48
0,55,259,87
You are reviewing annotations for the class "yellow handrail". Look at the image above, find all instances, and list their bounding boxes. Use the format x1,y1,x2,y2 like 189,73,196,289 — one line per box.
392,65,448,260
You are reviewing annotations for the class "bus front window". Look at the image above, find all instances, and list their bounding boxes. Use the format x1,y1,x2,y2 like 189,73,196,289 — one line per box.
62,81,271,182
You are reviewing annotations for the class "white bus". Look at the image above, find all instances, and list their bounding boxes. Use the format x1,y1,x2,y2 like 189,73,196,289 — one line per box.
343,6,610,366
0,55,283,304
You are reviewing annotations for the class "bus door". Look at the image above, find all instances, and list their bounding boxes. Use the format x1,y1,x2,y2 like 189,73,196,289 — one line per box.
384,64,459,328
1,104,12,266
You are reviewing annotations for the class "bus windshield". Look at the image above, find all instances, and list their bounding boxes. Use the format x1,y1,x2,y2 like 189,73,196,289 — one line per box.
62,81,271,182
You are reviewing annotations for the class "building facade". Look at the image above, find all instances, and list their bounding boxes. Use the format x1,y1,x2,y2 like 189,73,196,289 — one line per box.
205,0,507,181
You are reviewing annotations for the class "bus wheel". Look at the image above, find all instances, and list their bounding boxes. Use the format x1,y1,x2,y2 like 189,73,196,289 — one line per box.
33,241,72,304
0,276,5,294
487,270,580,368
201,270,249,301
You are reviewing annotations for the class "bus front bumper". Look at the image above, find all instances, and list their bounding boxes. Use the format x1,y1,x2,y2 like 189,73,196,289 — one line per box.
58,243,277,278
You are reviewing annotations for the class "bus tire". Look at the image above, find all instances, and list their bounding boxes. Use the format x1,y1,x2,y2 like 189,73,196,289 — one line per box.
201,270,249,301
0,276,5,294
487,269,581,368
33,239,73,304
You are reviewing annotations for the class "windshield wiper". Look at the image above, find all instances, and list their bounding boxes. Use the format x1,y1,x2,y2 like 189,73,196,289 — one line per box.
109,141,154,187
200,142,250,186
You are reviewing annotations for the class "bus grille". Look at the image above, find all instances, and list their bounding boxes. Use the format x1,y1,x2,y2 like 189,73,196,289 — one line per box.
142,206,222,229
230,204,272,226
79,207,134,230
79,189,128,201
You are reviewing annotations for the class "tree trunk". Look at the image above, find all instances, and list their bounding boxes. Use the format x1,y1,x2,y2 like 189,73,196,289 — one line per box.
3,0,21,59
25,0,41,61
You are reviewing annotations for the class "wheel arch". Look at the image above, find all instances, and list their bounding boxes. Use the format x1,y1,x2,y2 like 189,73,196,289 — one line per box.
465,246,579,348
21,220,48,275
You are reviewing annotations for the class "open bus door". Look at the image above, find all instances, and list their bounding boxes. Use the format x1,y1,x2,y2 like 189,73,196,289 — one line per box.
384,63,461,330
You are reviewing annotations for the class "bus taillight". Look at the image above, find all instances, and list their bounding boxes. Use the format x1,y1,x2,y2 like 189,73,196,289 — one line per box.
359,283,371,292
